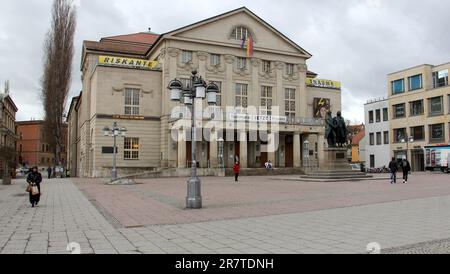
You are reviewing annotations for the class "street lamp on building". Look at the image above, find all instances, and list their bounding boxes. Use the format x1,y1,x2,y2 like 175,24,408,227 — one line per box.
401,135,414,161
168,70,219,209
103,122,127,182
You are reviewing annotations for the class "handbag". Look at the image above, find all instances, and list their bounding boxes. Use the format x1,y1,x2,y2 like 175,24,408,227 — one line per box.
26,185,32,193
31,185,40,196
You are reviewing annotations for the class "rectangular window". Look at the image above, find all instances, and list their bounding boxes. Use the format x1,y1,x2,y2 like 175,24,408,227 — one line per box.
393,128,406,143
285,88,296,118
369,133,374,146
376,132,382,145
237,57,247,69
370,155,375,168
375,109,381,122
182,50,193,63
429,124,444,143
262,60,271,73
391,79,405,95
433,69,449,88
410,100,424,116
261,86,273,115
408,74,423,91
383,108,389,121
125,88,140,115
235,83,248,109
384,131,389,145
369,111,374,123
286,64,294,75
211,81,222,106
210,54,220,66
393,103,406,118
124,138,139,160
410,126,425,141
429,96,443,116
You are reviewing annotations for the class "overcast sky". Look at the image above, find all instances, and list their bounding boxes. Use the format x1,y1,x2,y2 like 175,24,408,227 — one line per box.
1,0,449,123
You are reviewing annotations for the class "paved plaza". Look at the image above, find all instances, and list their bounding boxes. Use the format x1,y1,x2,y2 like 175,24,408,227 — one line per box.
1,173,450,254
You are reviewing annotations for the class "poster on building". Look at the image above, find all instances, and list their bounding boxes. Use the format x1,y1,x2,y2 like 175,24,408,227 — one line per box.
98,56,159,70
313,98,331,119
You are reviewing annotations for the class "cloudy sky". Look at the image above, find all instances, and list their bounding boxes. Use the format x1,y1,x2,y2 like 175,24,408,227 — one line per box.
0,0,449,122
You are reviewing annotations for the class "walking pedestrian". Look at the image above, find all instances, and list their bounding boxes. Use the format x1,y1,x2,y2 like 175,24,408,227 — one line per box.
388,157,398,184
233,162,240,182
401,157,411,184
26,166,42,208
47,166,52,180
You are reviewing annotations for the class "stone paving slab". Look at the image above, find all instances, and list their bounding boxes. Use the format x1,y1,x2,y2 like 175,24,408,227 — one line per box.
2,175,450,254
74,173,450,227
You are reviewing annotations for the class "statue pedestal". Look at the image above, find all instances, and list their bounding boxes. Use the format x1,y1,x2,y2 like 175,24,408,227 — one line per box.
302,147,373,181
320,148,352,172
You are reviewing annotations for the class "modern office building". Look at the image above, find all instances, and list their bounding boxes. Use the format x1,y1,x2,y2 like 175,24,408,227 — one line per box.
364,98,391,169
67,7,343,178
388,62,449,171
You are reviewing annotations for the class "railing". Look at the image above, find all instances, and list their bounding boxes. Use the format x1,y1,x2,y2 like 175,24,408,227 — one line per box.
285,117,324,126
366,97,387,104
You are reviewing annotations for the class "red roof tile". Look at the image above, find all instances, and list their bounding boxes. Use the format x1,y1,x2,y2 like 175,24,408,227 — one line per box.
352,129,365,145
101,32,160,45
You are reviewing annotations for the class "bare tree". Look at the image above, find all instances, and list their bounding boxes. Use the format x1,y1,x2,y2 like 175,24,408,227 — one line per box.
41,0,76,166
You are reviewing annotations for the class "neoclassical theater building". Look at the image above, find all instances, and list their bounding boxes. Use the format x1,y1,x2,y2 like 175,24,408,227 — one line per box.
67,7,342,178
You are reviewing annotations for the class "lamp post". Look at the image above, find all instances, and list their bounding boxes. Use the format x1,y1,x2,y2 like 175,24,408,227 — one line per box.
303,140,310,168
168,70,219,209
103,122,127,182
401,135,414,161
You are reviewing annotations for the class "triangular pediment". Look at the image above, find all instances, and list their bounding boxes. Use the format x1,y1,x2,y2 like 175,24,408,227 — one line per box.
162,7,312,58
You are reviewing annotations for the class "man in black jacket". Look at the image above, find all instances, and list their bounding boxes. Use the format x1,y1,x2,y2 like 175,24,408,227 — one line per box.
401,158,411,184
388,158,398,184
27,166,42,207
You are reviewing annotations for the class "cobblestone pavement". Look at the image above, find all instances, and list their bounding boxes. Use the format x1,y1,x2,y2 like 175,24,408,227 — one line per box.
384,239,450,254
1,174,450,254
75,173,450,227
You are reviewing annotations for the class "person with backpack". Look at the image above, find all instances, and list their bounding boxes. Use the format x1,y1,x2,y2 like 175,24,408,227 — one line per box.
388,157,398,184
401,157,411,184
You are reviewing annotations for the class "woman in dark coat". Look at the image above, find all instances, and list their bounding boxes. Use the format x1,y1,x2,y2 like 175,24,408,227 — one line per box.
27,166,42,207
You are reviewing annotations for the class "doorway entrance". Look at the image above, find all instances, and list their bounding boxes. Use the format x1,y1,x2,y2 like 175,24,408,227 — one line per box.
285,135,294,168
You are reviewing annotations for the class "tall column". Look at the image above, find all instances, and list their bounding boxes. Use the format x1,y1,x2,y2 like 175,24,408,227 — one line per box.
210,130,218,168
317,133,325,169
239,131,248,168
177,130,186,168
293,132,301,168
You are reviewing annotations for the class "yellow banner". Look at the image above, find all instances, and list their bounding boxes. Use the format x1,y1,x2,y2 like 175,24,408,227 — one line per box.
306,78,341,90
99,56,159,70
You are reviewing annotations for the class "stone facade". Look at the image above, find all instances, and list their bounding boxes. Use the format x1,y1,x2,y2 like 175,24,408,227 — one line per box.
0,86,18,181
68,7,342,178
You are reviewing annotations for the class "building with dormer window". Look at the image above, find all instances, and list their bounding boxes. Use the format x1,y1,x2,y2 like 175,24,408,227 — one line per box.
68,7,342,178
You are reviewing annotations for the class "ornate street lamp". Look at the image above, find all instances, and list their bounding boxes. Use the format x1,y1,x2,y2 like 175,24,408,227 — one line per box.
103,122,127,181
168,70,219,209
401,135,414,161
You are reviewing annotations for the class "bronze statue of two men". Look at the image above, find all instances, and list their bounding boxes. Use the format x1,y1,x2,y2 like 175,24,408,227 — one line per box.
325,111,348,148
